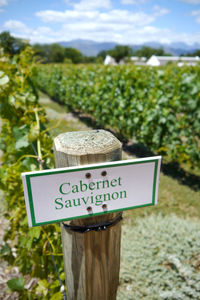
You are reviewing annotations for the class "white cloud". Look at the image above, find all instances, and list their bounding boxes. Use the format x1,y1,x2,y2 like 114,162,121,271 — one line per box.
2,20,58,43
191,10,200,22
36,9,154,27
121,0,137,4
191,9,200,15
100,10,154,26
4,20,30,34
74,0,111,11
153,5,170,17
121,0,147,4
3,17,200,46
180,0,200,3
3,3,200,47
0,0,7,11
36,9,99,23
0,0,7,7
33,5,200,46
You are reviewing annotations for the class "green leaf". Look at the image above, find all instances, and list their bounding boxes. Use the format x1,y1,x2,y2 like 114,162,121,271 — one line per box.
0,243,12,256
22,157,37,170
31,227,41,240
36,279,49,296
50,291,64,300
16,135,29,150
38,279,49,289
0,73,9,85
136,103,143,112
8,95,15,105
7,277,25,291
13,125,28,140
181,74,195,84
28,124,40,142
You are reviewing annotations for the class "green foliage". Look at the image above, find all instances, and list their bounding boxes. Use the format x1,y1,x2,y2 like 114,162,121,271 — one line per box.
64,47,83,64
50,44,65,63
33,43,65,63
185,49,200,57
35,64,200,168
97,50,107,60
0,48,65,298
32,43,51,63
192,49,200,57
118,214,200,300
99,45,172,61
133,46,172,59
0,31,28,55
7,277,25,292
32,43,99,64
1,48,200,299
108,45,133,62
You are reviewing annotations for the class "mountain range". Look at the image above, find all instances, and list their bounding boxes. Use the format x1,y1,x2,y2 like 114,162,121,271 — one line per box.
58,39,200,56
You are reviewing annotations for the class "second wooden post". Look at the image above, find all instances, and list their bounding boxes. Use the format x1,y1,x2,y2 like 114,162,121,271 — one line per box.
53,130,122,300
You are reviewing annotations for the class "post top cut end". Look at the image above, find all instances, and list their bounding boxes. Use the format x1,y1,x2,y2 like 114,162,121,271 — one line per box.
53,130,122,156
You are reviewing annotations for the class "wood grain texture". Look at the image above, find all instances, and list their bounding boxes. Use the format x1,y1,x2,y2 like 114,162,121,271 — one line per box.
54,130,122,300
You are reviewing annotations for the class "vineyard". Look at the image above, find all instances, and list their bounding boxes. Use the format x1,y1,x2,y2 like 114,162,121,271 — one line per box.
0,49,200,299
0,49,65,299
36,63,200,168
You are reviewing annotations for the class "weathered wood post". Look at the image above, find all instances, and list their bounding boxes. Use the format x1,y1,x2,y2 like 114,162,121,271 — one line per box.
53,130,122,300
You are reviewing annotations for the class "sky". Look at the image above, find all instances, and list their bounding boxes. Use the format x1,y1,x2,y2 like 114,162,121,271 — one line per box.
0,0,200,45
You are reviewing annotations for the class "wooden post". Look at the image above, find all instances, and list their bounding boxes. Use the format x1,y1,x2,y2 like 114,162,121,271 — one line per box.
53,130,122,300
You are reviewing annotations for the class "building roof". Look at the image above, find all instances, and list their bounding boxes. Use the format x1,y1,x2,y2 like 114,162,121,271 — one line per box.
131,56,146,62
104,55,117,65
151,56,200,61
147,55,200,66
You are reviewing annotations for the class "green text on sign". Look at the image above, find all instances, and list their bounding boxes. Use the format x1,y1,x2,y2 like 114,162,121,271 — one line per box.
22,156,161,227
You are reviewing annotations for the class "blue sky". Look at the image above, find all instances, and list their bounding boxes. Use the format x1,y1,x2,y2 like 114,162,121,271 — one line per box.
0,0,200,45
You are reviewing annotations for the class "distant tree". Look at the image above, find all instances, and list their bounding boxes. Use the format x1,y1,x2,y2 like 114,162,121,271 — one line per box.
95,56,103,64
13,37,28,53
64,47,83,64
82,56,98,63
64,57,72,64
108,45,133,62
33,43,65,63
49,43,65,63
185,49,200,57
193,49,200,57
133,46,172,59
0,31,27,55
97,50,107,60
32,44,50,62
0,31,15,54
33,44,85,64
32,44,46,62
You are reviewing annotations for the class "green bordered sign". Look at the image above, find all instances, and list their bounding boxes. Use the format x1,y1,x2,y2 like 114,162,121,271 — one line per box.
22,156,161,227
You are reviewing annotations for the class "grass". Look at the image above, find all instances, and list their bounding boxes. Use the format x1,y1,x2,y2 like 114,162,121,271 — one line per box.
39,91,90,137
117,214,200,300
125,172,200,223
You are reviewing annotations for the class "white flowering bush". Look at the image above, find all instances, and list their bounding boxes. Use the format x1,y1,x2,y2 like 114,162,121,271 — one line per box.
118,214,200,300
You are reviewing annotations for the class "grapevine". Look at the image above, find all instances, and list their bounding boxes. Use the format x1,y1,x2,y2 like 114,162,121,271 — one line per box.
0,48,65,299
36,63,200,168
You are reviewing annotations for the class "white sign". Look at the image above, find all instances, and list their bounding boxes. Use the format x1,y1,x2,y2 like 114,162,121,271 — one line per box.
22,156,161,227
